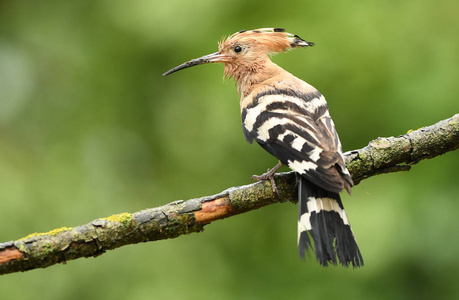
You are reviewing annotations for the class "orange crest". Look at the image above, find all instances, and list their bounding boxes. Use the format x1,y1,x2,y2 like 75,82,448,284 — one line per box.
218,28,313,54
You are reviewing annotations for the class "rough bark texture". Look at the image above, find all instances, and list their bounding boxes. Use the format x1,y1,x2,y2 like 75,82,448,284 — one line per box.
344,113,459,184
1,114,458,275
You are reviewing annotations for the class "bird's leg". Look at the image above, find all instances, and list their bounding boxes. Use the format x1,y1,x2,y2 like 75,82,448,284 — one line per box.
251,161,284,195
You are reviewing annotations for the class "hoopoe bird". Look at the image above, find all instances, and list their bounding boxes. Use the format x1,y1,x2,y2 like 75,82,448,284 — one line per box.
163,28,363,267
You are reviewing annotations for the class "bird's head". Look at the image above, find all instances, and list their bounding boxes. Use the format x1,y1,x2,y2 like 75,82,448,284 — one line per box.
162,28,314,80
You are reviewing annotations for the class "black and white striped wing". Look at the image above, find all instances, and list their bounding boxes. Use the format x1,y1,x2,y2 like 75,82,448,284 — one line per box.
242,89,352,193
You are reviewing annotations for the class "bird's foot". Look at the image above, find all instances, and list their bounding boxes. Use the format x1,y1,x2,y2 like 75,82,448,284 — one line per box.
251,161,284,196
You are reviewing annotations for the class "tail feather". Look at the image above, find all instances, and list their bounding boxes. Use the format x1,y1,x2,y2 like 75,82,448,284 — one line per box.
297,175,363,267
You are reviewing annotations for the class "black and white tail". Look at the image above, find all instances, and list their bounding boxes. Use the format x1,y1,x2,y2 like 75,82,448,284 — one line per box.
297,176,363,267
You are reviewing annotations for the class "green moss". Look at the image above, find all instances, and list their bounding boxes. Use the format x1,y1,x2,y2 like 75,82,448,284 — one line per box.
40,242,55,256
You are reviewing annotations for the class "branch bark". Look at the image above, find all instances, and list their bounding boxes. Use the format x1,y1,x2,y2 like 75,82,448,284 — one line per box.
1,114,458,275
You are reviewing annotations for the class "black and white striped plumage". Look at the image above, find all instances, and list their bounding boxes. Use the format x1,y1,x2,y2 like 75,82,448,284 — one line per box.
163,28,363,267
241,84,363,267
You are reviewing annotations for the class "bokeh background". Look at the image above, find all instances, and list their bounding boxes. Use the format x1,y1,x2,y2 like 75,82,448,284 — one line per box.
1,0,458,299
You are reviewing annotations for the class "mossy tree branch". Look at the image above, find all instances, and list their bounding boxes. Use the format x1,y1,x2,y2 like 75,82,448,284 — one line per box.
1,114,458,275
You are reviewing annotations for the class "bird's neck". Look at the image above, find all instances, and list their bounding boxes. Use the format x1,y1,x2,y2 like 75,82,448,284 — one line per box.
227,60,285,97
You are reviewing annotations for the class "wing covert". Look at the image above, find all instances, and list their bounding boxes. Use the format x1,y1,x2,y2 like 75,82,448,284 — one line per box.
242,90,352,193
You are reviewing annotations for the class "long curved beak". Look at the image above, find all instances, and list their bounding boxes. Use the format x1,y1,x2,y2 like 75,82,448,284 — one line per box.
162,52,228,76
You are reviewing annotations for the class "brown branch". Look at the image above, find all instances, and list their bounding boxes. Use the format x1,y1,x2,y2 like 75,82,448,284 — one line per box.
344,113,459,184
1,114,458,275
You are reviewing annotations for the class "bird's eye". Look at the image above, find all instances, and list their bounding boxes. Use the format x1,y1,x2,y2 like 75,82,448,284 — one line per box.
234,45,242,53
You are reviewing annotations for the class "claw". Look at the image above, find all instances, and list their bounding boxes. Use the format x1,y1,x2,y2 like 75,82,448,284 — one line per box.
251,161,284,196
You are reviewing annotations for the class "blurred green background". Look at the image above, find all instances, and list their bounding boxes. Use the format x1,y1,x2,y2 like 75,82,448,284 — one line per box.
1,0,458,299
